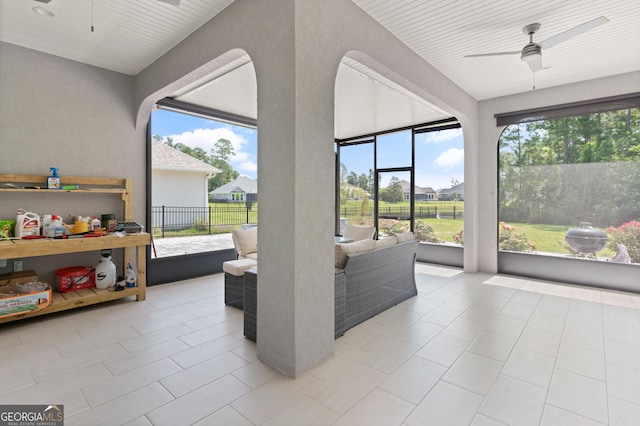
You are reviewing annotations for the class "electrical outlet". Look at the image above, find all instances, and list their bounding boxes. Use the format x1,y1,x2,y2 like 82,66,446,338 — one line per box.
13,260,23,272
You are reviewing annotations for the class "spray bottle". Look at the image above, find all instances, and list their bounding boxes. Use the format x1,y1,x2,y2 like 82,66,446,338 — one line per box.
125,262,136,287
48,167,61,189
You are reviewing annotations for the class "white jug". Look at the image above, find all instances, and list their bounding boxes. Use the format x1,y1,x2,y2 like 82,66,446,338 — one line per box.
95,255,117,289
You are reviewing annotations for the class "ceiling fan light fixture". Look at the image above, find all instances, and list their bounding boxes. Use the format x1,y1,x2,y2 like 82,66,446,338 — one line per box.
521,44,542,72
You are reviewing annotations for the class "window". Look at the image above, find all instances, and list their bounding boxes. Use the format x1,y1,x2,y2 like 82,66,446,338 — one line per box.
498,107,640,264
336,119,463,245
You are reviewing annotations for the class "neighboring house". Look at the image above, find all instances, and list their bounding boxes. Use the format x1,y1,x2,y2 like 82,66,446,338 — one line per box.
397,180,436,201
152,141,220,228
438,182,465,201
210,175,258,203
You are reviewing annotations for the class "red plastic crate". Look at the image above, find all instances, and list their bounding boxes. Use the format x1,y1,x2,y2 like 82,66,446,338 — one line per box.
55,266,95,293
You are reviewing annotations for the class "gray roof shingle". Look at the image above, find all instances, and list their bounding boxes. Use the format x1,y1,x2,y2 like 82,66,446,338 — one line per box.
152,140,221,174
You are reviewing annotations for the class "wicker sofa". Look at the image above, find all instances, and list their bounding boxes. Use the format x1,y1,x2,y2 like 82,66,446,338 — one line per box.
243,235,418,341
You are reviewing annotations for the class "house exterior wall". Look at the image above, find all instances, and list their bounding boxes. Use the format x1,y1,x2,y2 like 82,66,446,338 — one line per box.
152,169,209,208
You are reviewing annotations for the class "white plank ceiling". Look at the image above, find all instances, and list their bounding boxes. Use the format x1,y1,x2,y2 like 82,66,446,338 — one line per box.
1,0,639,138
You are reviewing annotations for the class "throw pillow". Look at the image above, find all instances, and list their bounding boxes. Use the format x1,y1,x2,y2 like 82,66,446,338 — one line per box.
343,224,376,241
335,238,375,268
394,231,415,243
375,235,397,249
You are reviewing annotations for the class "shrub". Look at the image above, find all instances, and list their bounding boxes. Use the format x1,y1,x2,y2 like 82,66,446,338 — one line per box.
378,219,408,235
453,229,464,245
607,221,640,262
415,220,441,243
499,221,536,252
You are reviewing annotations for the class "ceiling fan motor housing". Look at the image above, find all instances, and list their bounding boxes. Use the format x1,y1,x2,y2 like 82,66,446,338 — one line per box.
521,42,542,60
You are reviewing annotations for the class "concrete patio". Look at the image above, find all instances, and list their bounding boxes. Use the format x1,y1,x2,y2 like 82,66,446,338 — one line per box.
151,233,235,258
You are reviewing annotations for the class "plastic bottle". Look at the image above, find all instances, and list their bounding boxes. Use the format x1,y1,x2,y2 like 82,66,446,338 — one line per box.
91,216,101,231
46,215,64,237
95,254,117,289
48,167,61,189
41,214,52,236
16,209,41,237
125,262,136,287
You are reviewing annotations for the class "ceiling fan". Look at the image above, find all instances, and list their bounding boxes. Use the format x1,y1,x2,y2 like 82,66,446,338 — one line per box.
465,16,609,72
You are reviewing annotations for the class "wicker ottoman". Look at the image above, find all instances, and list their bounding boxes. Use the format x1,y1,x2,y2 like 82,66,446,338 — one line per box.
223,259,257,309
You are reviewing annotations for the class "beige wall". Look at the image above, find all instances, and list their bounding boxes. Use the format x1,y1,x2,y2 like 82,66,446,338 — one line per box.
0,42,145,281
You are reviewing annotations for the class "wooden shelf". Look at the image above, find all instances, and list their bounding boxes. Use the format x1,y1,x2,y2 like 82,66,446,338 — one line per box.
0,286,141,324
0,174,148,324
0,233,150,260
0,188,126,194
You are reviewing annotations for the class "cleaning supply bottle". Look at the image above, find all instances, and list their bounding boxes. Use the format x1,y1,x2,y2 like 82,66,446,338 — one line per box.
95,251,117,289
45,215,64,237
91,216,101,232
48,167,61,189
125,262,136,287
16,209,41,237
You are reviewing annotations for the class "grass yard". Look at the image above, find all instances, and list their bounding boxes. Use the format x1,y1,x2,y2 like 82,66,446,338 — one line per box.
423,218,615,258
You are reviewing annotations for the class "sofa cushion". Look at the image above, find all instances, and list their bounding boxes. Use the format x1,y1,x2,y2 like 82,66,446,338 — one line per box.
375,235,397,249
223,259,258,276
241,252,258,260
394,231,415,243
335,238,375,268
232,227,257,257
343,224,376,241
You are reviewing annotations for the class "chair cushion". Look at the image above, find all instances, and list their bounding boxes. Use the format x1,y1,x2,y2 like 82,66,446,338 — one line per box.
335,238,375,268
241,252,258,260
223,259,258,276
232,227,258,256
342,224,375,241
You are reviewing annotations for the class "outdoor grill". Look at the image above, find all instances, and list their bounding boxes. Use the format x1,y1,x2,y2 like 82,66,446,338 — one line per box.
565,222,608,255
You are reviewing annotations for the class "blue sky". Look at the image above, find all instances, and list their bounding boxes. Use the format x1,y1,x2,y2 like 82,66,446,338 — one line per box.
153,109,463,190
340,128,464,190
152,109,258,178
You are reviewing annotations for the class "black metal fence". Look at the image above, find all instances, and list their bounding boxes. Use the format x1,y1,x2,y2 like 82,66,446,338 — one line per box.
340,205,463,220
153,204,462,238
152,205,258,237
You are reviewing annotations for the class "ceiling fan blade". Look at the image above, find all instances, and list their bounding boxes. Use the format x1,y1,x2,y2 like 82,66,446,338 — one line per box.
156,0,181,6
539,16,609,50
464,51,521,58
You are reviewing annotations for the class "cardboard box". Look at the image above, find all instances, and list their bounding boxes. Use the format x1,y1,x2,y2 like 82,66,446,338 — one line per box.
56,266,95,293
0,282,51,319
0,270,38,286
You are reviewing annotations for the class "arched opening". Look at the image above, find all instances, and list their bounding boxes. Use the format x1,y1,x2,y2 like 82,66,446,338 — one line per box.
140,50,258,285
334,53,465,267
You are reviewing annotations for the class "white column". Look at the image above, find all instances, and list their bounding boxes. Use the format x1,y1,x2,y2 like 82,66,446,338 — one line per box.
252,0,341,377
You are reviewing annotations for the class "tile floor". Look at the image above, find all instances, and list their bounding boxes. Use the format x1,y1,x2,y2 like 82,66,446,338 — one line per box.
2,263,640,425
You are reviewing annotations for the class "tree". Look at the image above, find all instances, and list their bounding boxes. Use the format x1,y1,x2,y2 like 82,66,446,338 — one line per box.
153,135,240,193
212,138,235,162
380,176,403,203
209,139,239,191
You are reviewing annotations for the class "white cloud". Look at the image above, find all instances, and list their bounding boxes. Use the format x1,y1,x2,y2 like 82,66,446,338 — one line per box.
167,127,249,163
422,128,462,144
239,161,257,174
434,148,464,168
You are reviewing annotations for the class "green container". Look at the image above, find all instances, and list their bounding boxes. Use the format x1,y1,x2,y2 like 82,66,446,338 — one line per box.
0,220,15,239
